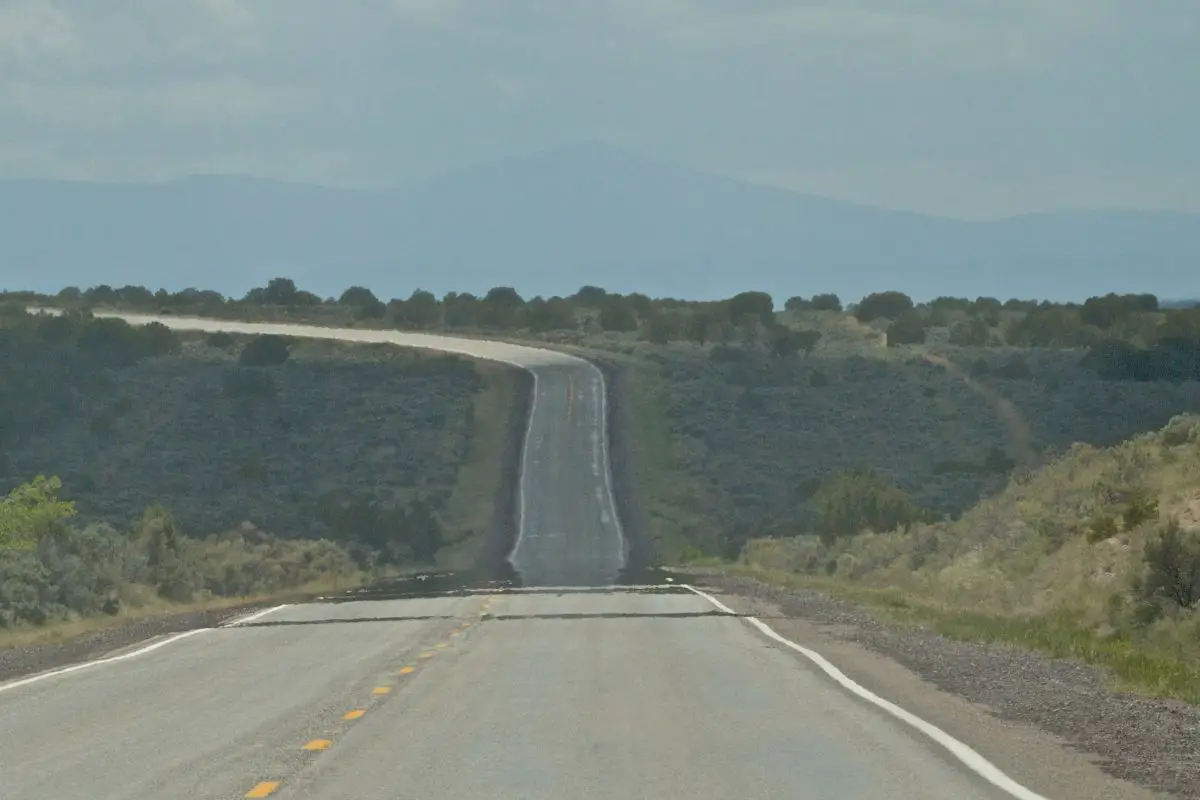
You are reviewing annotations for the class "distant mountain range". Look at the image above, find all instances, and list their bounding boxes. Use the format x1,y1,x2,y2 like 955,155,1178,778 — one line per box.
2,142,1198,304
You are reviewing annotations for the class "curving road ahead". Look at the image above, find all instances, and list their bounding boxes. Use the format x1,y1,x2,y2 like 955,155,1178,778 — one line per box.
0,313,1056,800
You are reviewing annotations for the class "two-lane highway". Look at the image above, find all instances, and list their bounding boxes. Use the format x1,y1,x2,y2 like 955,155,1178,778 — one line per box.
512,361,625,586
0,313,1056,799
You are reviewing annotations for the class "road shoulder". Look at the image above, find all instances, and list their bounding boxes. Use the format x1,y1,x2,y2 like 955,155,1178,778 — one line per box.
710,584,1170,800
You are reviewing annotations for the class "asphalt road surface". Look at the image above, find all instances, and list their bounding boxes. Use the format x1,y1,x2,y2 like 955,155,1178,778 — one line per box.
1,314,1045,800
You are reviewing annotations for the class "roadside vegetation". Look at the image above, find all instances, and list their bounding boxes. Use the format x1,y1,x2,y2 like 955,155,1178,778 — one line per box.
6,281,1200,701
0,305,510,643
737,413,1200,702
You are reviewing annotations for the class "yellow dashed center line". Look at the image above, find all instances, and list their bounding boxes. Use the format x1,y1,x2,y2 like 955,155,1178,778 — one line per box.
343,709,366,720
398,666,415,674
450,630,460,637
372,686,391,695
245,781,281,798
303,739,332,752
418,651,436,659
435,642,449,649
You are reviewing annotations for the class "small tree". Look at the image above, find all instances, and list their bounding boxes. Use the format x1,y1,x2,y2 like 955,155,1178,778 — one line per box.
725,291,775,327
598,297,638,332
855,291,914,322
948,317,990,347
392,289,442,329
887,311,927,346
478,287,525,329
770,328,822,359
811,293,842,312
524,297,576,333
338,286,386,319
0,476,76,551
1137,518,1200,613
812,469,922,545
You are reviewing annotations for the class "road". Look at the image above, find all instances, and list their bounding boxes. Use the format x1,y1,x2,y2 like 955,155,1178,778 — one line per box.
1,313,1044,800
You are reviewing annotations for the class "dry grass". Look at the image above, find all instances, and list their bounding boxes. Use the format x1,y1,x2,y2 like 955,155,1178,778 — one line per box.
733,414,1200,702
433,363,520,570
0,570,370,651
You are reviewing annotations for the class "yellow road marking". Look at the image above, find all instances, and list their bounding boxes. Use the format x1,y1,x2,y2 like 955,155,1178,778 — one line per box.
303,739,332,752
372,686,391,695
398,666,415,674
343,709,366,720
418,651,435,659
246,781,281,798
435,642,449,649
450,631,460,637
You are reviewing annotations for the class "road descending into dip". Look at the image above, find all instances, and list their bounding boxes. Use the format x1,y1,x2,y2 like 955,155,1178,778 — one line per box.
0,312,1062,800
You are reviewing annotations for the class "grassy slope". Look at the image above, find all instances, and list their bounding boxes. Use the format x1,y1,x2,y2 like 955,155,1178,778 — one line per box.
433,362,519,570
590,312,1200,703
736,415,1200,703
1,330,520,646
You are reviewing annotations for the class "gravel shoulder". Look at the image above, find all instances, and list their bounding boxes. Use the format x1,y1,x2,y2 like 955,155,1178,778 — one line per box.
0,602,272,685
690,569,1196,799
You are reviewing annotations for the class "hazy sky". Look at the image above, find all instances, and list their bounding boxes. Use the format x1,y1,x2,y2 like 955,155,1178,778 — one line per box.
1,1,1197,218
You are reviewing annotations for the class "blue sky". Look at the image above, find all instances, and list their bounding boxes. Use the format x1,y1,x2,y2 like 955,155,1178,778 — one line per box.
1,0,1196,218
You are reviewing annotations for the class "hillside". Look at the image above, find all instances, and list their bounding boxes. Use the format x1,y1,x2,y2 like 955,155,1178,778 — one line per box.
628,338,1200,559
0,309,517,635
3,143,1200,303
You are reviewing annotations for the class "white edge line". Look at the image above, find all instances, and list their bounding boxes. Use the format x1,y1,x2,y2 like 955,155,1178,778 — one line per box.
681,584,1052,800
223,604,291,627
0,605,291,694
4,311,604,690
589,361,628,564
0,628,208,694
508,364,538,568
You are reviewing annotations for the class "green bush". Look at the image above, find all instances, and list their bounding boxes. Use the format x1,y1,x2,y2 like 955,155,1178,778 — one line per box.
811,469,924,545
948,317,991,346
1122,486,1160,530
1087,512,1119,543
855,291,914,322
238,334,292,366
1135,518,1200,616
887,311,927,346
811,293,842,312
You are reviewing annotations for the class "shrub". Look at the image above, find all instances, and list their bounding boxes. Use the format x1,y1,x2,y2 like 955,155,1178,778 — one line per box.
238,334,292,366
948,317,991,346
1121,486,1159,530
1087,512,1119,543
811,293,843,312
855,291,914,322
205,331,236,350
598,297,638,332
811,469,924,545
887,311,926,346
0,476,77,552
1136,518,1200,614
